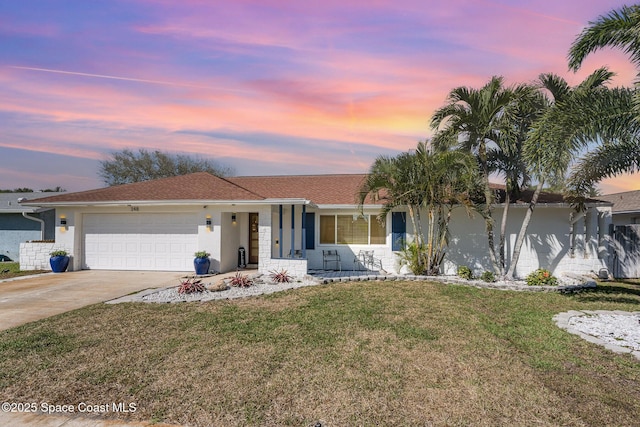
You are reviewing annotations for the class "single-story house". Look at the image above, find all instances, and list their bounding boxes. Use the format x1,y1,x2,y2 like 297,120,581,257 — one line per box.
20,172,613,278
0,192,64,261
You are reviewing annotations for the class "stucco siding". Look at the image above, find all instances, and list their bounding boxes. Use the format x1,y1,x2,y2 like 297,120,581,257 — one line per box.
441,205,609,278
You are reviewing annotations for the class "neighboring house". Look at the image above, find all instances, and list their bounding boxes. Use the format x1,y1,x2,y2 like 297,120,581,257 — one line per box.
0,192,64,261
20,173,612,278
598,190,640,278
598,190,640,226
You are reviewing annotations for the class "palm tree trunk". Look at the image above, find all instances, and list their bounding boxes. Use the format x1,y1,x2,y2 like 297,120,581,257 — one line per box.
434,204,453,274
479,143,500,274
427,206,436,272
482,180,500,274
498,193,510,277
506,180,544,279
407,204,423,268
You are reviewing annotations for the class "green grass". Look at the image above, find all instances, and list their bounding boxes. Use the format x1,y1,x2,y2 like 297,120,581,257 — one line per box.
0,280,639,426
0,262,47,279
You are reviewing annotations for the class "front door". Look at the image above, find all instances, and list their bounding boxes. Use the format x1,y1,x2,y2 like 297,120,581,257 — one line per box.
248,213,259,264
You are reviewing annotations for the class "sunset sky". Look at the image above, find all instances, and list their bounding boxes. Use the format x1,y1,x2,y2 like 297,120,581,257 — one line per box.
1,0,637,194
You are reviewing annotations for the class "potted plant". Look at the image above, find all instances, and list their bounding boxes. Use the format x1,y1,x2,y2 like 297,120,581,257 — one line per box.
49,250,70,273
194,251,211,275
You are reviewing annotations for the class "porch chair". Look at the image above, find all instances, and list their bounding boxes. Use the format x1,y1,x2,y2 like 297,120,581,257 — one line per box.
322,250,341,271
355,250,384,272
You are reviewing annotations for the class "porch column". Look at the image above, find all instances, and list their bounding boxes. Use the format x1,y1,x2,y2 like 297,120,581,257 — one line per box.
301,204,306,258
598,209,611,261
291,205,295,257
279,205,283,258
586,208,598,258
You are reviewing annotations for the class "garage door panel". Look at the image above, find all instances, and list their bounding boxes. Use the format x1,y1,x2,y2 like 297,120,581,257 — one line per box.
83,213,199,271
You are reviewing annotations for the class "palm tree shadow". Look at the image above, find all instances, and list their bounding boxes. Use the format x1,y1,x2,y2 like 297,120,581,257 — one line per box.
570,282,640,305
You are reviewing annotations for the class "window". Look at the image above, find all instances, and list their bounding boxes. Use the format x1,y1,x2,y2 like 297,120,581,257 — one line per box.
320,215,335,244
337,215,368,244
370,217,386,244
319,214,386,245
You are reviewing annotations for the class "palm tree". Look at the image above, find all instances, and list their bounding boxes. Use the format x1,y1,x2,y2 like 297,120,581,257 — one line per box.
566,4,640,189
488,85,545,274
506,68,617,279
358,142,479,275
431,76,529,275
414,142,479,274
358,150,427,270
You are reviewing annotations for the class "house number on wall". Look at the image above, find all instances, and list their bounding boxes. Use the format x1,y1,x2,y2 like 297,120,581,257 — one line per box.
130,206,139,211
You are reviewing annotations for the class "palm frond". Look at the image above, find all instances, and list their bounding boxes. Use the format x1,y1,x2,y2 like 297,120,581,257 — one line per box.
568,5,640,70
568,139,640,194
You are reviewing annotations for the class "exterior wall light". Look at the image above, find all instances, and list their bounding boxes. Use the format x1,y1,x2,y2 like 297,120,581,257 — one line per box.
59,215,67,233
205,215,212,231
232,213,237,225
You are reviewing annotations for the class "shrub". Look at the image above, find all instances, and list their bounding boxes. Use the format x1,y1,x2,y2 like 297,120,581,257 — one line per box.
480,271,495,282
178,277,206,294
230,272,253,288
457,266,473,280
194,251,210,259
525,269,558,286
270,269,293,283
49,250,68,257
397,241,427,275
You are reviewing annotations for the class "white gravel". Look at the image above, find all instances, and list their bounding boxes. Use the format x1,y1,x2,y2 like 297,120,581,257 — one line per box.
140,276,323,303
568,313,640,351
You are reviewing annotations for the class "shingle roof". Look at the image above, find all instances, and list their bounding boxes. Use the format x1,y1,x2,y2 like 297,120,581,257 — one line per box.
228,174,378,205
22,173,264,204
492,188,602,205
21,172,609,207
597,190,640,213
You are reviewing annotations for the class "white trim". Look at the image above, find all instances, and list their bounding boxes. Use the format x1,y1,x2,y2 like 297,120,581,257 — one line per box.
316,204,383,210
612,209,640,215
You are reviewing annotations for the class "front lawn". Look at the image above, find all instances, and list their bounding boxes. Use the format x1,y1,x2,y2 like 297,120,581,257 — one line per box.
0,262,47,279
1,280,639,426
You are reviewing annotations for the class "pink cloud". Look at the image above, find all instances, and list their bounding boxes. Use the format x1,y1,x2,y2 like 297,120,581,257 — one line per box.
1,0,636,192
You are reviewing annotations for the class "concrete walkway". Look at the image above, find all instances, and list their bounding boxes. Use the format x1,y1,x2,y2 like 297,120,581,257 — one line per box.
0,270,183,331
0,411,181,427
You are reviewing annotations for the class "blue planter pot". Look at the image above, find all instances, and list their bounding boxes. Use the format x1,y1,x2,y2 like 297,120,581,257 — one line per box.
194,257,211,275
50,255,70,273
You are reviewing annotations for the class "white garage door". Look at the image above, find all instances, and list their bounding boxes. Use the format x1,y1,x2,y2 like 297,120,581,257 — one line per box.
83,213,199,271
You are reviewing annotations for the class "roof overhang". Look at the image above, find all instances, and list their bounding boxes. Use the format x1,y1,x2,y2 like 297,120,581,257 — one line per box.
20,198,314,208
493,202,613,208
315,204,383,210
1,207,53,213
612,209,640,215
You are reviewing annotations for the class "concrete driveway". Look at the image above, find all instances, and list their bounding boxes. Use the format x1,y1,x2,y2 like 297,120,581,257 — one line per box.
0,271,184,331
